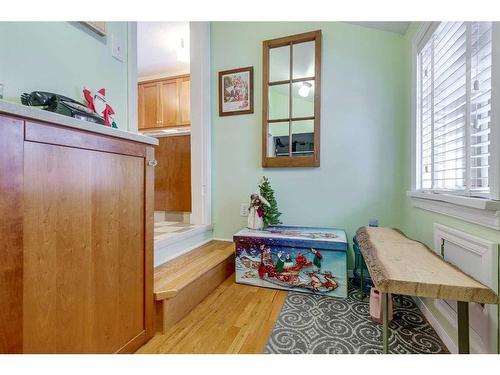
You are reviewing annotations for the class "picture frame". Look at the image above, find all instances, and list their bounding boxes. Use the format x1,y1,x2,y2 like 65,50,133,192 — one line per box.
218,66,254,116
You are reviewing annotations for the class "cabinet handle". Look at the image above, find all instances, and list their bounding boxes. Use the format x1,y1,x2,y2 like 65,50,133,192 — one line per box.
147,159,158,167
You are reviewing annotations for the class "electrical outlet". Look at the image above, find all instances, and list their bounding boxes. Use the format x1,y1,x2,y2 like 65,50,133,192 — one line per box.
240,203,249,217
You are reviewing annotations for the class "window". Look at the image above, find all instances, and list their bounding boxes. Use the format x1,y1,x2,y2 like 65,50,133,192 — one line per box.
415,22,494,198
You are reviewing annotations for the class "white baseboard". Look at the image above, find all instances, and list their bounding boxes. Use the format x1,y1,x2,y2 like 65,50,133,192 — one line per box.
154,226,213,267
213,237,233,242
414,297,457,353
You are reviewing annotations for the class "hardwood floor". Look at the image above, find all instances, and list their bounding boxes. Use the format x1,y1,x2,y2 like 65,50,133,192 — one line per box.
154,240,235,333
136,275,287,354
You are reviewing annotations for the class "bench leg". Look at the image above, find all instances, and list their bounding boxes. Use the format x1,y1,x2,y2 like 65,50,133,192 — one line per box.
382,292,389,354
457,301,470,354
360,258,365,298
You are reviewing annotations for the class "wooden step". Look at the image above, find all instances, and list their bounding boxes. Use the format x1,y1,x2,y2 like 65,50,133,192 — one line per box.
154,240,235,333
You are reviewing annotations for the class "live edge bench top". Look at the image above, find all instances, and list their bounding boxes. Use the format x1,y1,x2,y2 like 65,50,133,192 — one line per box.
356,227,498,304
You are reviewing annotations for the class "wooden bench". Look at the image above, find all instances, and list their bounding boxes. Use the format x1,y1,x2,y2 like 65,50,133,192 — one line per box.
356,226,499,354
154,240,235,333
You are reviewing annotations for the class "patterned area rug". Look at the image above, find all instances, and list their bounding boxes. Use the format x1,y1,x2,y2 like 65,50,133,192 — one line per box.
265,283,449,354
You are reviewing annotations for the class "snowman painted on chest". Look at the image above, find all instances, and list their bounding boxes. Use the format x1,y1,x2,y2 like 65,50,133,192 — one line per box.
83,88,117,128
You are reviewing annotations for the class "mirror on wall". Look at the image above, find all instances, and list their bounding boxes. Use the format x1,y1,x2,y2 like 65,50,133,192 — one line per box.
262,30,321,168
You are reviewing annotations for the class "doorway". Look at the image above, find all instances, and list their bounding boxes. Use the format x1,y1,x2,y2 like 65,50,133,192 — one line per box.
135,22,212,265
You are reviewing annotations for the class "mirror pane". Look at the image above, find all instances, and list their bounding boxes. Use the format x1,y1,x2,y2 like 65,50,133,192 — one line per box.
291,120,314,156
292,80,315,118
268,84,290,120
292,41,315,79
269,46,290,82
268,122,290,157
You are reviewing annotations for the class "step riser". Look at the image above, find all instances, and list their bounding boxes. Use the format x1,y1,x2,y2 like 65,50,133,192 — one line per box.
156,255,235,333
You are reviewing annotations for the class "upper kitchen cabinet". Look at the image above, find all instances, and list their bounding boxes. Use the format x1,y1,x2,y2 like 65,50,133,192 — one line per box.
179,76,191,126
160,79,179,127
138,74,191,130
139,82,160,128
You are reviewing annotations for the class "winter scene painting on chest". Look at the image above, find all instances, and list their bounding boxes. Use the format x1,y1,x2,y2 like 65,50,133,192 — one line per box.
233,226,348,298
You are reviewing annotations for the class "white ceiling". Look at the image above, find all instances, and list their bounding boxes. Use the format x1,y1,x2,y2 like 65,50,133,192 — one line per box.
347,22,411,35
137,22,190,80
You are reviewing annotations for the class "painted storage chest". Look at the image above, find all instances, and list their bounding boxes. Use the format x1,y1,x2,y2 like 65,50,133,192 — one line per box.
233,226,348,298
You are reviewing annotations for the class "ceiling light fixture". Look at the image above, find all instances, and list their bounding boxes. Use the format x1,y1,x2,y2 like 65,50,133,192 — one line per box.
177,37,189,63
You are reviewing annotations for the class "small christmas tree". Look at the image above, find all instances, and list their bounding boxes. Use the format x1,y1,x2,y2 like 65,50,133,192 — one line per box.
259,176,282,227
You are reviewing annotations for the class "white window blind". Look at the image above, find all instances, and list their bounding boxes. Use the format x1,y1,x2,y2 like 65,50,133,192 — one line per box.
416,22,493,197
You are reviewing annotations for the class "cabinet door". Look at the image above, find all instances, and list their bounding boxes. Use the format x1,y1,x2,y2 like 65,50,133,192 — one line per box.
159,80,179,127
23,142,146,353
138,82,160,129
155,135,191,212
178,77,191,125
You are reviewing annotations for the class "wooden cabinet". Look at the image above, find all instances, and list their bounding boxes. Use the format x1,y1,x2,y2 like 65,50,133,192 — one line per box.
179,76,191,126
155,135,192,212
139,82,160,128
160,79,179,127
0,114,155,353
138,74,190,130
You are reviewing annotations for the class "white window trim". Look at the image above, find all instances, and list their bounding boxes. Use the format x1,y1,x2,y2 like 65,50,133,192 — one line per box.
407,191,500,230
409,22,500,229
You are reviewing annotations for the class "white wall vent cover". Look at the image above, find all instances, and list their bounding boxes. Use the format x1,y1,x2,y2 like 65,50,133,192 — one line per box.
432,223,498,353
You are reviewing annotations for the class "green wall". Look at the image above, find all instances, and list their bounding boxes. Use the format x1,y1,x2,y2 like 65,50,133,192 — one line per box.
211,22,408,269
400,22,499,353
211,21,498,351
0,22,131,129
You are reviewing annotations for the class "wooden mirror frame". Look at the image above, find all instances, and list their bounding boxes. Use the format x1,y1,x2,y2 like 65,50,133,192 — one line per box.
262,30,321,168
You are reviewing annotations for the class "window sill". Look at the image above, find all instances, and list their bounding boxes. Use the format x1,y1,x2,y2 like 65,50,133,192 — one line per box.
407,191,500,230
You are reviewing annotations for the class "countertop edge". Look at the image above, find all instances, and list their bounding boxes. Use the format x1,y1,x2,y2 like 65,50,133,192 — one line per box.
0,100,159,146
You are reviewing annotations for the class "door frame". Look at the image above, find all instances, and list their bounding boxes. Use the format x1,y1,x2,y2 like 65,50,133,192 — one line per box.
189,21,212,225
128,21,212,226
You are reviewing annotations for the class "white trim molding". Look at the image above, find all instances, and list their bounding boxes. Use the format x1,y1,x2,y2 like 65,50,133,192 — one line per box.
408,191,500,230
154,225,213,267
414,296,458,353
190,21,212,226
490,22,500,200
127,22,138,133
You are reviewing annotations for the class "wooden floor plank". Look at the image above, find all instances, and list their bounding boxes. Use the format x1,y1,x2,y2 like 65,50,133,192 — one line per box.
136,275,287,354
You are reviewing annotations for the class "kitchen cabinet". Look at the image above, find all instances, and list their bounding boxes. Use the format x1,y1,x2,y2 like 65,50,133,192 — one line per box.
179,76,191,126
154,134,192,212
0,109,156,354
139,82,160,129
138,74,190,130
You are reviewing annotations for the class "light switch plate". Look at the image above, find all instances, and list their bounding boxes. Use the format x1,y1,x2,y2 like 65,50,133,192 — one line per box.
111,34,124,62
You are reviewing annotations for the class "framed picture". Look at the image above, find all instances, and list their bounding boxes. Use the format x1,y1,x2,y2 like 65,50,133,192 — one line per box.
218,66,254,116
